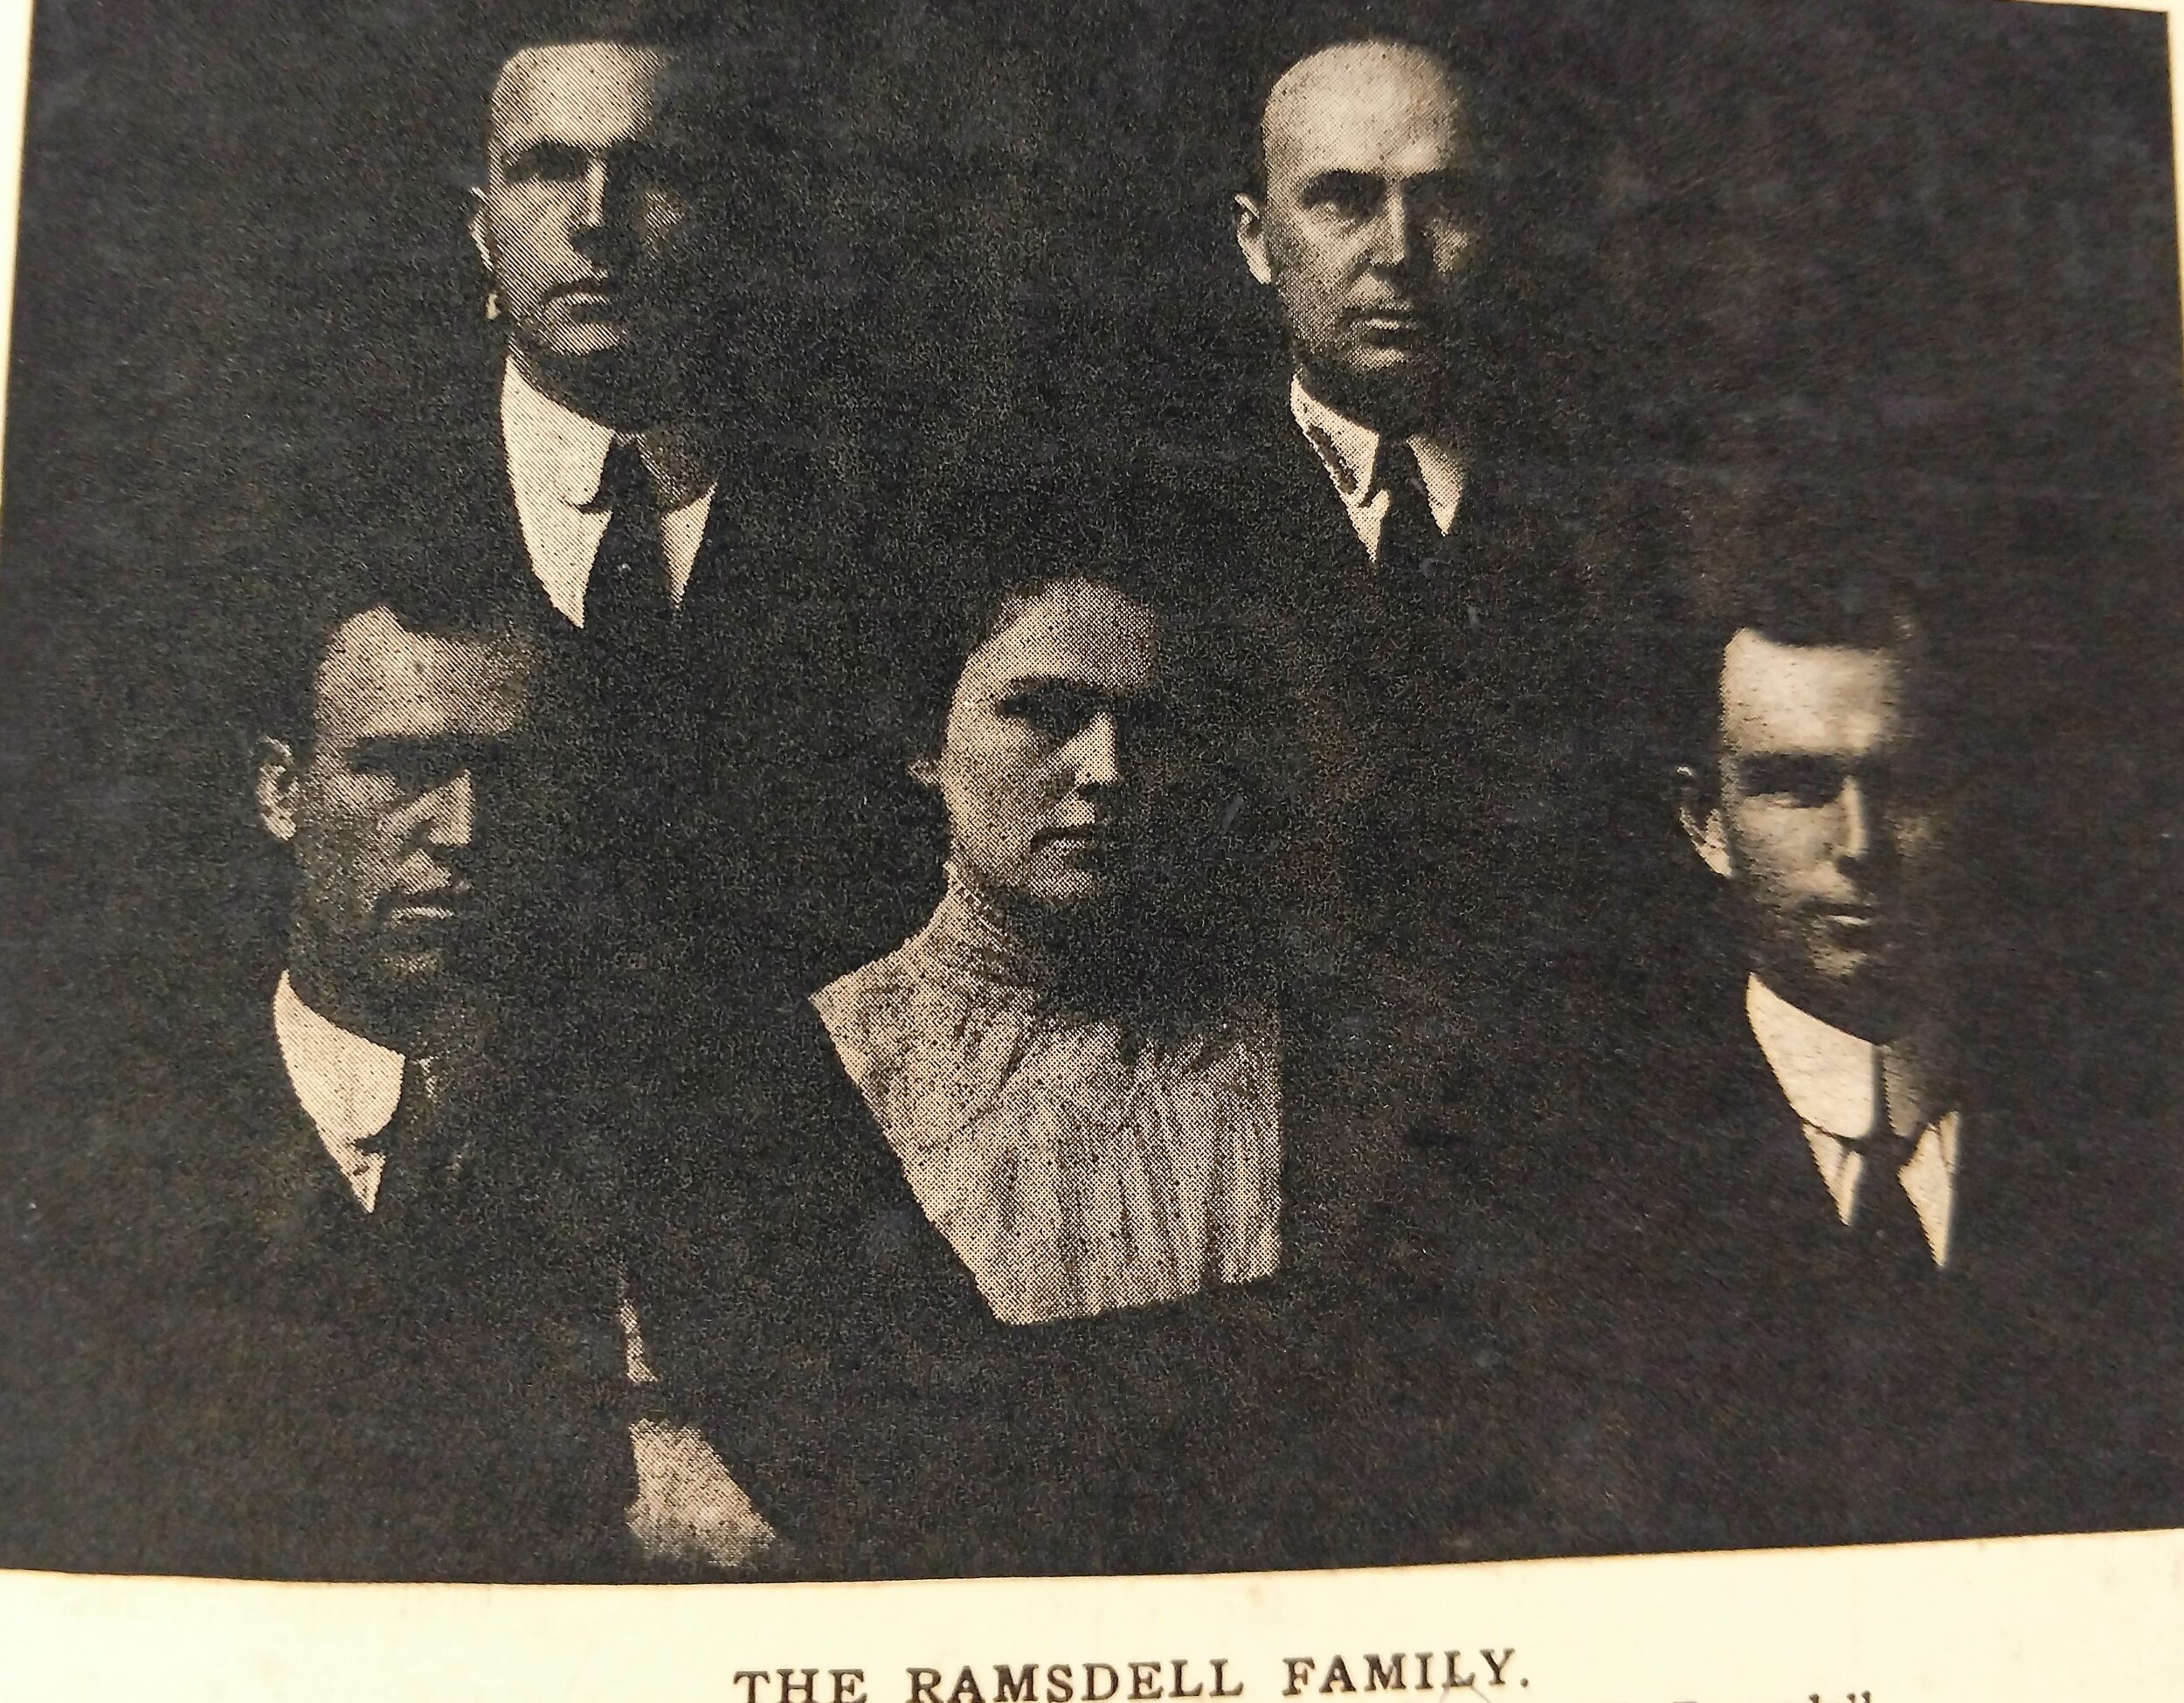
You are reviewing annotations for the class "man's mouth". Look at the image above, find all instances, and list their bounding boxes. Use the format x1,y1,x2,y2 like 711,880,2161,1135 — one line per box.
547,276,624,305
1814,903,1890,941
1036,826,1128,853
386,890,473,925
1353,305,1430,333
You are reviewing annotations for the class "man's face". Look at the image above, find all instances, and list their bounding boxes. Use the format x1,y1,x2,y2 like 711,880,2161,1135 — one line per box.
256,607,544,1042
1683,630,1948,1037
471,43,714,397
1234,42,1484,428
929,579,1202,917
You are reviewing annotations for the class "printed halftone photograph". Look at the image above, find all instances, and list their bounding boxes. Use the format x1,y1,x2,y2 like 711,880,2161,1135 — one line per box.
1,0,2180,1582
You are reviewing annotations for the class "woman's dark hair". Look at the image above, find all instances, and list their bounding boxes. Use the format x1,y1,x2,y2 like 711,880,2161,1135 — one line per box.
877,464,1250,765
874,460,1284,1000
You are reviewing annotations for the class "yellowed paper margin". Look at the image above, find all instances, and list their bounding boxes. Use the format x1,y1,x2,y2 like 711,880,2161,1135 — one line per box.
3,1,2181,1700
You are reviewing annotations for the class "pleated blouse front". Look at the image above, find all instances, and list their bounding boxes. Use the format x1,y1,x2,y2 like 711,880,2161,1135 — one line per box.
813,876,1282,1326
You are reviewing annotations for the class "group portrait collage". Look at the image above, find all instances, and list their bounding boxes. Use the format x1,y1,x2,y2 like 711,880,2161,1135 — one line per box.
2,0,2182,1585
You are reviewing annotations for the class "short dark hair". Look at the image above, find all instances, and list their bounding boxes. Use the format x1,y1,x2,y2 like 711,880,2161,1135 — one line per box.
484,0,725,60
1669,469,1947,765
474,3,734,151
247,538,550,757
876,468,1221,763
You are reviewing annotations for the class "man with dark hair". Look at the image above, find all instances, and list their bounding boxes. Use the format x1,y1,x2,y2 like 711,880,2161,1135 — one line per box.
1672,588,1959,1272
26,572,798,1579
1552,522,2136,1553
384,7,922,1004
467,18,728,648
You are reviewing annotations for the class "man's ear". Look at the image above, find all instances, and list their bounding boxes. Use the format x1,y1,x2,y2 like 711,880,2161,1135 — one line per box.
1234,192,1275,286
468,189,494,277
254,736,302,844
908,751,941,791
1676,764,1734,880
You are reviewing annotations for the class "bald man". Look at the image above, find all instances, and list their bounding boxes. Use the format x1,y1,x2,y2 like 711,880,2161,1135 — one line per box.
1211,38,1639,1152
1234,38,1484,577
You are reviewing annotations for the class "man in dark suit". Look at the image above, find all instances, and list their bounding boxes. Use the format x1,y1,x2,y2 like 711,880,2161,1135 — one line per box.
1567,529,2139,1554
429,10,920,1000
1214,35,1647,1132
24,571,738,1579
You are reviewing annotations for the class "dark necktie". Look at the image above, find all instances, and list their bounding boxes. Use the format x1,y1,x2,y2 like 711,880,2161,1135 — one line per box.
1846,1056,1937,1280
584,439,674,662
370,1054,465,1231
1372,437,1442,583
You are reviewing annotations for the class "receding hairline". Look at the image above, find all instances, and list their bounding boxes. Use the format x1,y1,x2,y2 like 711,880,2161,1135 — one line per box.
1255,38,1469,182
306,602,544,725
971,573,1164,662
1712,625,1927,744
489,37,686,132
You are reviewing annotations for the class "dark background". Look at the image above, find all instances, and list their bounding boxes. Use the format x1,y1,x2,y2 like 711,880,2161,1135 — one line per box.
2,0,2180,1253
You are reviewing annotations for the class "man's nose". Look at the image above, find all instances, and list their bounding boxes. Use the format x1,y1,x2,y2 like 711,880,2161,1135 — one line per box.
1370,188,1415,270
1835,776,1875,864
1070,713,1123,790
574,159,612,230
423,770,478,850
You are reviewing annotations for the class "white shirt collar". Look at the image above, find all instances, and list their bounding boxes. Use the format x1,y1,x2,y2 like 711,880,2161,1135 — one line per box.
500,358,720,626
500,357,715,510
1745,975,1960,1265
1745,974,1952,1140
1289,374,1465,535
502,356,618,509
273,972,404,1208
1745,974,1881,1139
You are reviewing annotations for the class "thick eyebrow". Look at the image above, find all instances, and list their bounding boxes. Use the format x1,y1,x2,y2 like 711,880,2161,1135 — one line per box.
1732,750,1847,775
988,674,1162,706
1296,168,1382,203
344,731,508,768
991,674,1113,698
497,137,590,178
497,135,682,176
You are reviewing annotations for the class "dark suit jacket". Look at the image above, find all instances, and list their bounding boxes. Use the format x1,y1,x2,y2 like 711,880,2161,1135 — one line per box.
25,983,637,1581
1189,386,1669,1137
619,991,1028,1581
1545,980,2162,1554
627,970,1469,1581
385,354,934,1013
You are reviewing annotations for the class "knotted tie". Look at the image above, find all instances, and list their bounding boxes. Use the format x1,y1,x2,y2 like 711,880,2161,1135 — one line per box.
370,1053,464,1229
1846,1050,1935,1277
1372,436,1442,583
584,438,674,661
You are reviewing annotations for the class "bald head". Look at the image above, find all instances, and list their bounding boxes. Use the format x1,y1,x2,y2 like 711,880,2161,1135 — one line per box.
1259,42,1467,193
1235,38,1485,433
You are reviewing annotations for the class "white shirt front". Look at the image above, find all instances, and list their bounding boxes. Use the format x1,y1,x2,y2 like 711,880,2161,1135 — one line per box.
500,359,717,627
1745,975,1960,1267
271,972,404,1212
1289,376,1466,563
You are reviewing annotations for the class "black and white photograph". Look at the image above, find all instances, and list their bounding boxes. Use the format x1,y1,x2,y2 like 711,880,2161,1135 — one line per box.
2,0,2181,1616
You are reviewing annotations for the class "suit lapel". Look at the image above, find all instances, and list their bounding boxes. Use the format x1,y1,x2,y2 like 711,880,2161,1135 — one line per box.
1663,1000,1845,1295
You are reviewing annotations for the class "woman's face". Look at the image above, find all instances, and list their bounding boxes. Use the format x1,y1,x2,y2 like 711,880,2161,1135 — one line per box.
930,578,1198,915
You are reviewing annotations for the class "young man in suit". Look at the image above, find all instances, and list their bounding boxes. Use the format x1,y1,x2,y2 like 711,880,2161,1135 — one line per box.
1578,516,2126,1553
437,10,923,1001
30,569,789,1578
